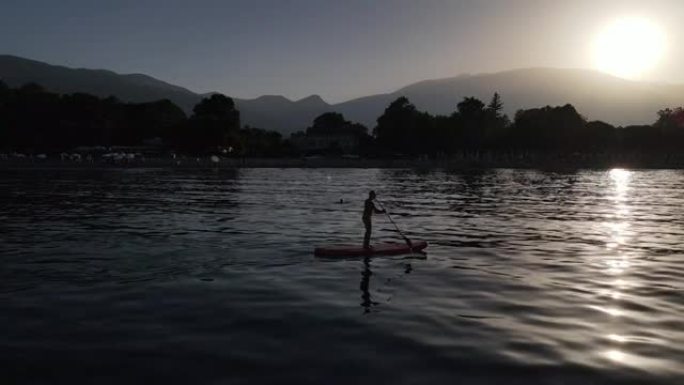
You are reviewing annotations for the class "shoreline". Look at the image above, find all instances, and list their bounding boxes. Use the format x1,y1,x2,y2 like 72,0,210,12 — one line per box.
3,155,684,170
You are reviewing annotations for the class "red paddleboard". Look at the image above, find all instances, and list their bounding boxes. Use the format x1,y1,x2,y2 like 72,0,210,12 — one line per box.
314,241,427,257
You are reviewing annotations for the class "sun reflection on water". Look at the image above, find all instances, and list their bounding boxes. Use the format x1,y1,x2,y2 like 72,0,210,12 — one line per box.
610,169,631,194
605,349,627,362
598,169,635,366
591,305,624,317
607,334,628,343
603,168,632,274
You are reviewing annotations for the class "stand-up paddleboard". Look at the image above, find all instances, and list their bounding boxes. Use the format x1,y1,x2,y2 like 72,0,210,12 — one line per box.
314,241,427,257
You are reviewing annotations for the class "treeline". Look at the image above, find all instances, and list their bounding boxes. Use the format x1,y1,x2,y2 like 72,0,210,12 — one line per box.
2,80,684,157
373,94,684,156
0,81,293,156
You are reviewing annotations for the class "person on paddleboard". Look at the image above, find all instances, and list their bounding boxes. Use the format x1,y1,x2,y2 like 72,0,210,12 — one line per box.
363,191,385,249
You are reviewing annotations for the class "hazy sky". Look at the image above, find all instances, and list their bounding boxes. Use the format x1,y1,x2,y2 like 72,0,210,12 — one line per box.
2,0,683,102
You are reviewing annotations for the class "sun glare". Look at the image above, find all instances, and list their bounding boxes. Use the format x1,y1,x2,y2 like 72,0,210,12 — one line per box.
592,17,667,79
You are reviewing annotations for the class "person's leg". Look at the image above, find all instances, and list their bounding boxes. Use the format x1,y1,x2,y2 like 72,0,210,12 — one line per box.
363,218,371,248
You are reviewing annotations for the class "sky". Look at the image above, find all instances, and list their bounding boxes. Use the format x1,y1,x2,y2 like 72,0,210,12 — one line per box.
2,0,683,102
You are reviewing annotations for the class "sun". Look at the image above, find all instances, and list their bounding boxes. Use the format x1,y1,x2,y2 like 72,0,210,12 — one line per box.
592,17,667,79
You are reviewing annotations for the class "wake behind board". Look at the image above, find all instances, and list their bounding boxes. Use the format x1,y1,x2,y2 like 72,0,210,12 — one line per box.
314,241,427,257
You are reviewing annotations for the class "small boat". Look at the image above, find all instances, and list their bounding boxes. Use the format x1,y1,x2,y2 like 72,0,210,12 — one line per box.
314,241,428,257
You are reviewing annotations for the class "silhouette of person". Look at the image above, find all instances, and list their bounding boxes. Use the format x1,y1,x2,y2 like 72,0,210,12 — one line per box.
363,190,385,249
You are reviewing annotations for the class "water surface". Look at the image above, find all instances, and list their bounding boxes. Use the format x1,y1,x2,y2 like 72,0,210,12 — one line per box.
1,168,683,384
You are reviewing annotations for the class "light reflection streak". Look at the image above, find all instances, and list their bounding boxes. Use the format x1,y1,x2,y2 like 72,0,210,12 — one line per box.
605,349,627,362
591,305,624,317
610,169,630,194
603,349,671,369
598,289,622,299
607,334,628,343
600,169,633,365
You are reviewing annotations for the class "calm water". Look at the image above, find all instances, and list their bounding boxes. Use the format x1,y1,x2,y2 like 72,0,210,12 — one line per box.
1,167,683,384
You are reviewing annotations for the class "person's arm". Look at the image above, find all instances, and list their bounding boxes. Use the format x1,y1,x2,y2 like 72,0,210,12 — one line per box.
373,203,386,214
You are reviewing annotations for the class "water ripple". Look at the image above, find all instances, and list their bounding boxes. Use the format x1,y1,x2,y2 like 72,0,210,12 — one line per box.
1,167,683,384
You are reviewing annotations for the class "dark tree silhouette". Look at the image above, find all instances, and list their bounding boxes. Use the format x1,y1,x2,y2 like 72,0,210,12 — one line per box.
180,93,241,152
306,112,367,139
0,84,300,156
655,108,684,151
457,97,486,119
309,112,347,132
375,97,430,155
122,99,186,145
454,97,487,149
656,108,684,128
192,94,239,121
487,93,503,116
513,104,585,150
583,120,617,152
0,80,8,147
238,126,291,157
3,81,684,165
0,83,187,151
483,94,510,150
299,112,370,155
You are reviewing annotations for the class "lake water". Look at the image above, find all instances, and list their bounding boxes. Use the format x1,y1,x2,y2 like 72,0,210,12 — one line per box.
1,167,683,384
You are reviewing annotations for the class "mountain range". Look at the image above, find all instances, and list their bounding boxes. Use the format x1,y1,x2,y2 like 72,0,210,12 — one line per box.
2,54,683,135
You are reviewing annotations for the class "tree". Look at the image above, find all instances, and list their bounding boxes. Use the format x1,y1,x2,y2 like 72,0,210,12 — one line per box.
303,112,369,155
59,92,116,146
307,112,367,136
310,112,347,132
457,97,485,119
238,126,286,157
513,104,586,150
123,99,186,145
584,120,617,152
654,107,684,151
184,94,241,151
193,94,238,121
315,112,344,126
454,97,486,149
481,93,511,149
0,80,8,148
487,93,503,117
375,96,423,154
656,107,684,131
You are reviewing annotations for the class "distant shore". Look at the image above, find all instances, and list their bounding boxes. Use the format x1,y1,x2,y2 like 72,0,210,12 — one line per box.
3,154,684,170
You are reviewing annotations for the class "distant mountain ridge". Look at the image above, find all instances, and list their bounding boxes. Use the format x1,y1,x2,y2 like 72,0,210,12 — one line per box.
0,55,201,112
2,54,684,135
336,68,684,128
232,94,332,134
0,55,332,134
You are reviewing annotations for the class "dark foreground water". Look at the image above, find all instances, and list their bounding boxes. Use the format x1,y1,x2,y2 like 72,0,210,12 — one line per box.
1,168,683,384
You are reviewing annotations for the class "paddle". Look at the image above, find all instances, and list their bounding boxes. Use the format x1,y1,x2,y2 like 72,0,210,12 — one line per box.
375,198,414,250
